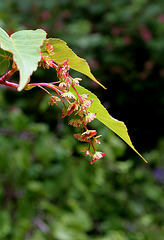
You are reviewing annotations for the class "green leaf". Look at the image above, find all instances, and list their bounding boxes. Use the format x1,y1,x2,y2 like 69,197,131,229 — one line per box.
0,48,11,75
41,38,106,89
0,27,47,91
70,85,147,163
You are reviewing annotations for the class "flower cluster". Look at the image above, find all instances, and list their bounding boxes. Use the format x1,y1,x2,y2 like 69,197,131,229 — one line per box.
65,94,106,164
39,42,106,164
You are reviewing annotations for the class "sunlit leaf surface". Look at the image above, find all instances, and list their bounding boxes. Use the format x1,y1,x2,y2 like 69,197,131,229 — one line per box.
0,27,46,91
41,38,106,89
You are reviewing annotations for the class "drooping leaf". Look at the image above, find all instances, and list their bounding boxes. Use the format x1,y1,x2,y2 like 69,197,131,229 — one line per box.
0,27,46,91
0,48,11,75
70,85,147,163
41,38,106,89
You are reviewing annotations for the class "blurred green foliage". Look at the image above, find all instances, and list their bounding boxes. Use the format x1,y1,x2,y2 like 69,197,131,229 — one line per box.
0,0,164,239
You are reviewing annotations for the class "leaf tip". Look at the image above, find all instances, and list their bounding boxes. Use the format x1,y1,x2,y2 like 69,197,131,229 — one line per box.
143,157,148,164
17,85,23,92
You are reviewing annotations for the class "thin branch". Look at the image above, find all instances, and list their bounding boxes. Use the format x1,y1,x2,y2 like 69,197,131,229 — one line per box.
28,82,71,104
28,82,63,95
0,80,18,89
0,68,17,83
67,76,83,103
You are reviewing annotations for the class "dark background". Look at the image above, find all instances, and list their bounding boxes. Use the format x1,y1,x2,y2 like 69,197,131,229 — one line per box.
0,1,164,239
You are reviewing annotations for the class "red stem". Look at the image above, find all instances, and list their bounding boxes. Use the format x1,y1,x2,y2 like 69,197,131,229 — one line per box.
1,80,18,89
29,82,71,104
28,82,63,95
66,75,83,103
0,68,17,82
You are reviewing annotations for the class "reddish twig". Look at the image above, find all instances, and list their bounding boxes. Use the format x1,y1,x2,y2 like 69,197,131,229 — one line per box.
0,68,17,83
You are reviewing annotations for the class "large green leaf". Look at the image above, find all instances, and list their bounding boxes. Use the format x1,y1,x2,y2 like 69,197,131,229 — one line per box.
0,27,46,91
0,48,11,75
41,38,106,89
70,85,147,163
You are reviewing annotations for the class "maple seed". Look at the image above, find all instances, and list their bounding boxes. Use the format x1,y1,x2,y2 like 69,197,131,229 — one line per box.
81,94,89,100
85,150,93,156
62,92,76,99
59,82,67,89
93,135,102,144
83,113,97,125
72,78,82,86
80,100,93,111
81,130,97,140
73,133,83,141
67,102,78,115
48,96,60,106
61,106,68,118
68,119,82,127
90,152,106,165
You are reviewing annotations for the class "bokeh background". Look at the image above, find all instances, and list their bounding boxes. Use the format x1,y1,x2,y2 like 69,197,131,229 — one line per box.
0,0,164,239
